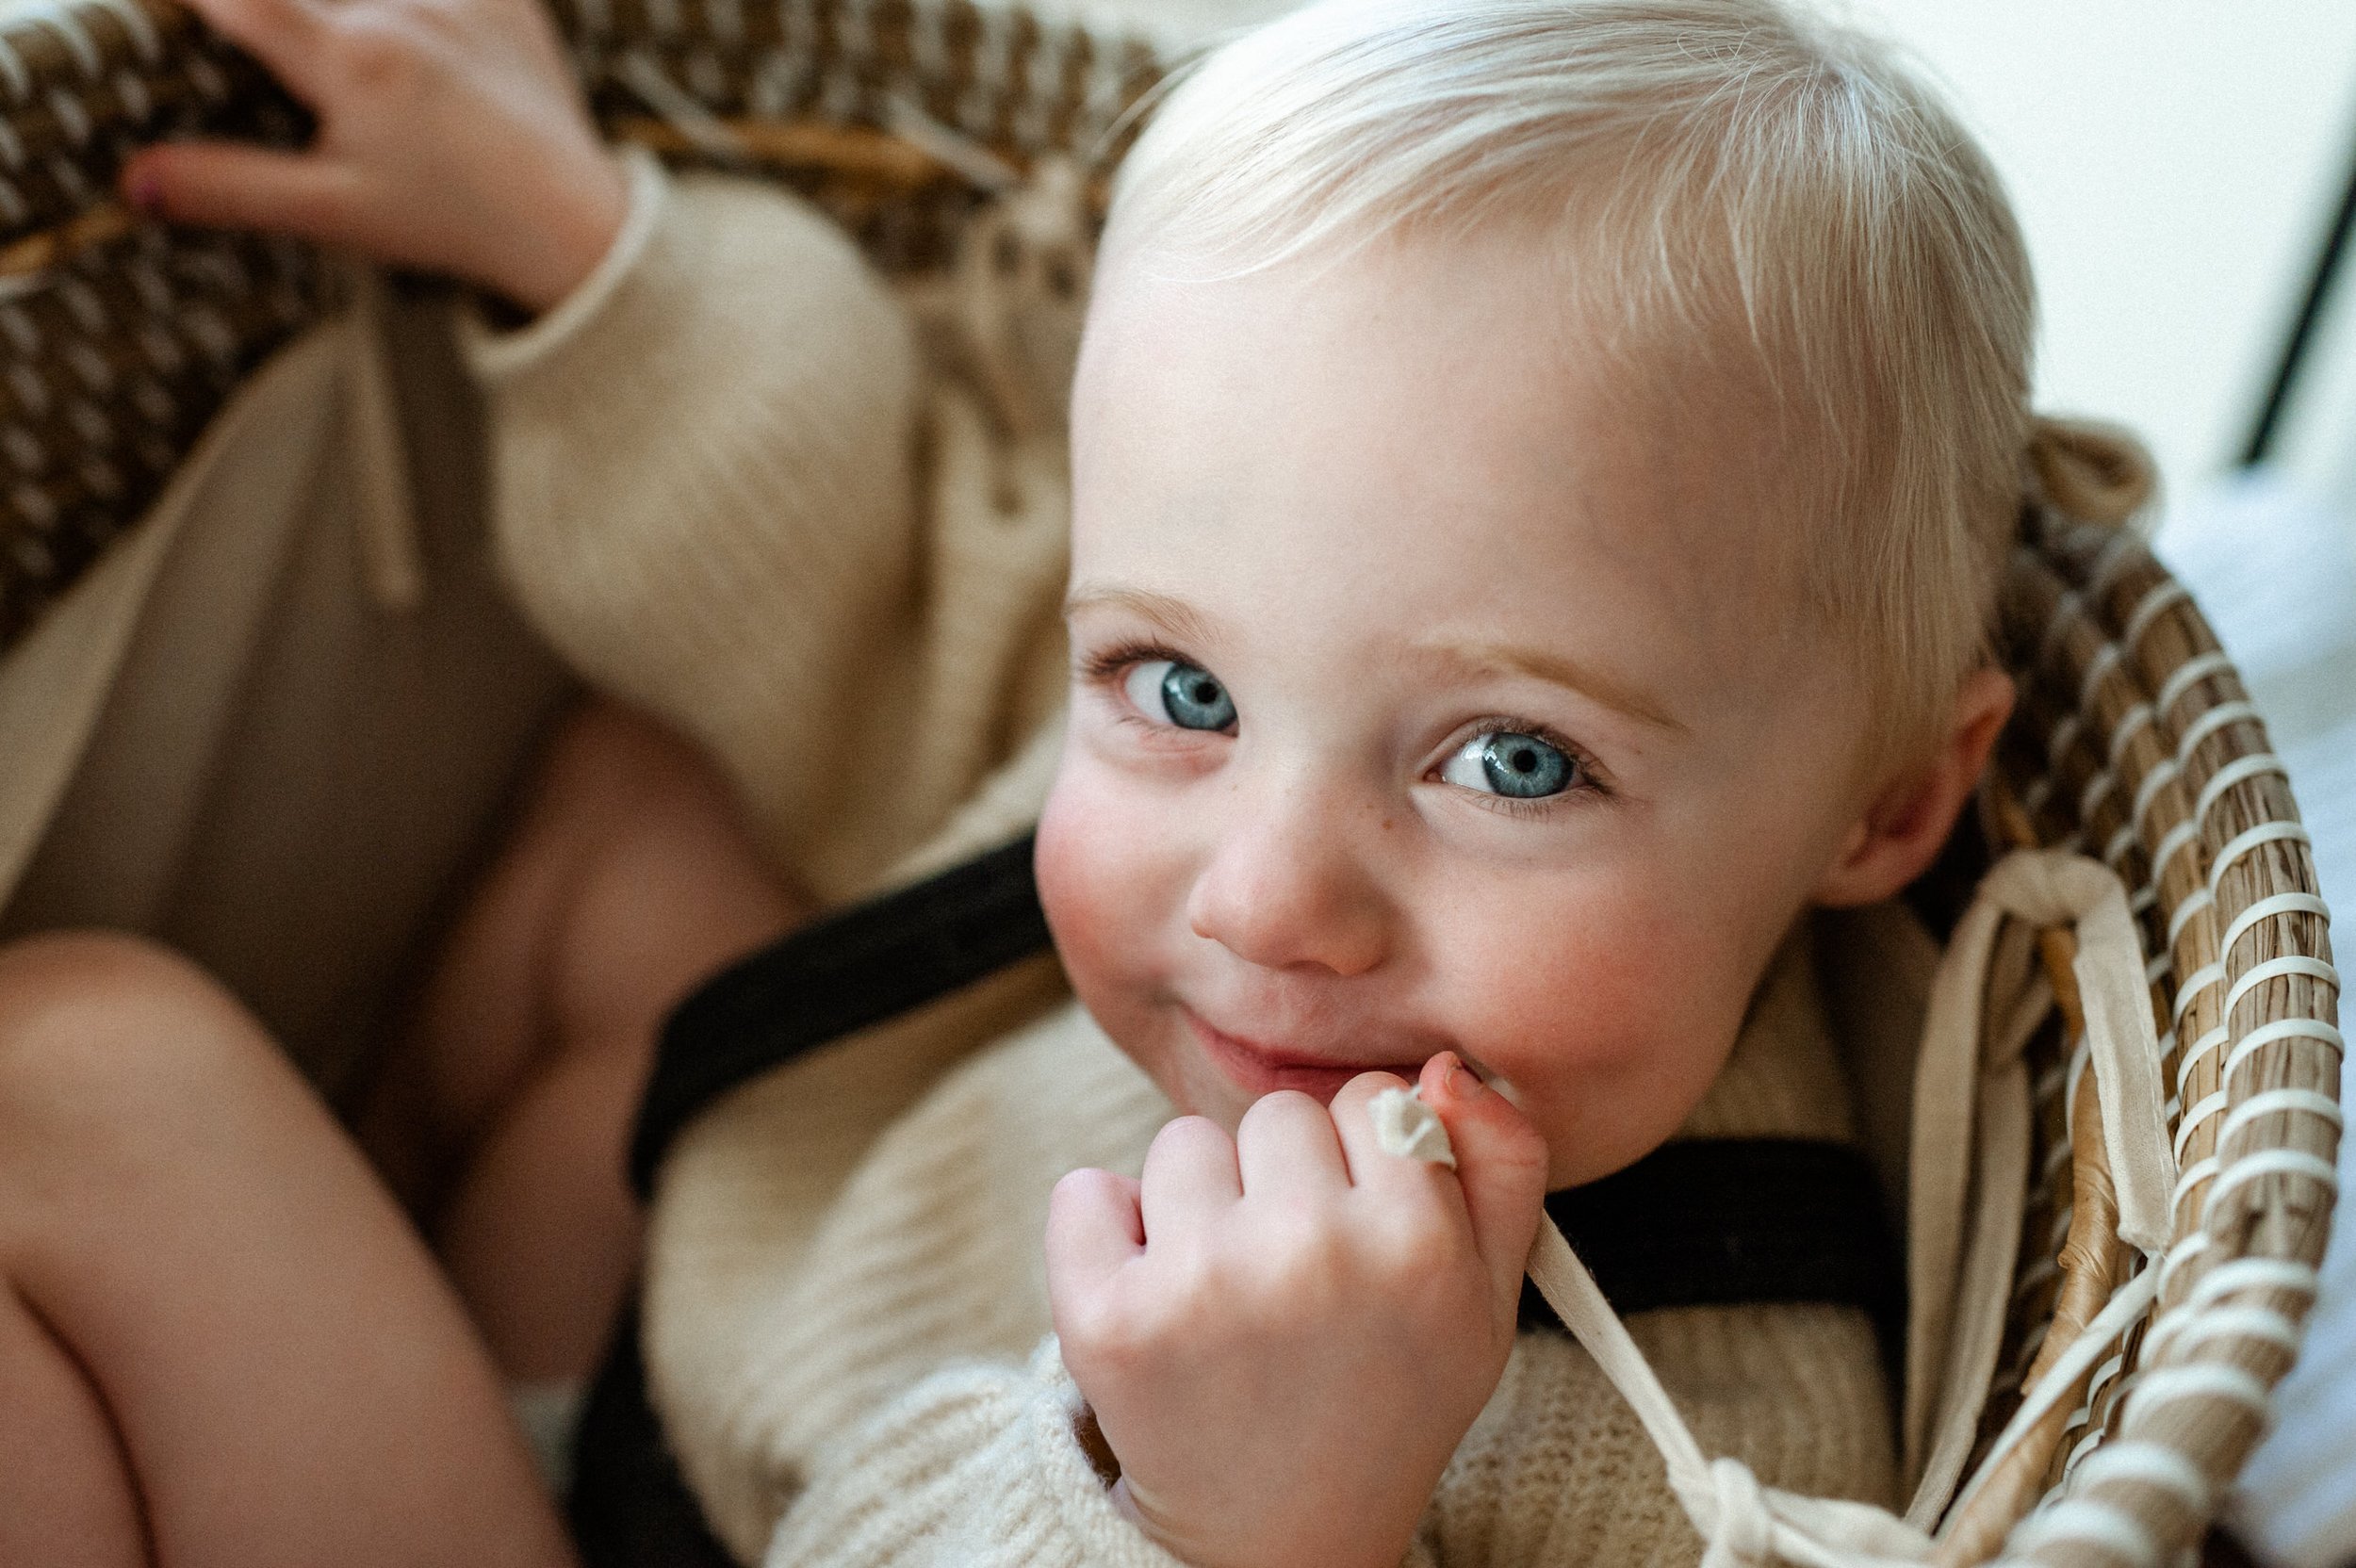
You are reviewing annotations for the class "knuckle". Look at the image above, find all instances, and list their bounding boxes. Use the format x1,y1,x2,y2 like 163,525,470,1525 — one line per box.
1235,1087,1317,1140
1482,1089,1547,1152
1343,1067,1411,1100
1047,1166,1123,1228
1148,1113,1229,1164
1161,1112,1223,1145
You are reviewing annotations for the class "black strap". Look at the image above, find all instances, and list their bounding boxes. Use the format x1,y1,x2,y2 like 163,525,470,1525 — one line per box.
630,837,1901,1336
1530,1140,1900,1347
629,832,1048,1197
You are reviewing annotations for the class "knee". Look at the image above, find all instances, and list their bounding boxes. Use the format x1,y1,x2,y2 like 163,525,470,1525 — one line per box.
0,933,268,1151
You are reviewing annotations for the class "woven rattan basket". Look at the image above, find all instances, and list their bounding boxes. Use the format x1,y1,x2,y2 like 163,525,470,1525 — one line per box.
0,3,2338,1565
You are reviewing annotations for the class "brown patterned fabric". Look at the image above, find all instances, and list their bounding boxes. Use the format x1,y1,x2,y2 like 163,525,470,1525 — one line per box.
0,0,1162,656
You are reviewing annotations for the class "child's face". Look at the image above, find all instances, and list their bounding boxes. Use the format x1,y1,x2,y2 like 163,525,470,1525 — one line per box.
1038,229,1880,1188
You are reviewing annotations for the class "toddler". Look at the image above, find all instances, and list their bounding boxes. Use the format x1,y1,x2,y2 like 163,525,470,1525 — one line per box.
0,0,2058,1562
631,6,2032,1562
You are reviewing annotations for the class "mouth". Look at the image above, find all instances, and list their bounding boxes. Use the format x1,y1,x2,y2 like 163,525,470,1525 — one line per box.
1182,1009,1436,1102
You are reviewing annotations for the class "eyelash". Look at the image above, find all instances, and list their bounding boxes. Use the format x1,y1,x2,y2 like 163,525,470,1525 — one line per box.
1080,640,1231,737
1446,717,1612,818
1076,641,1612,812
1078,639,1188,687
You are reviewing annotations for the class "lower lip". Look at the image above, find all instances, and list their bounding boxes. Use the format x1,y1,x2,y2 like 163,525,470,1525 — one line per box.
1184,1011,1428,1102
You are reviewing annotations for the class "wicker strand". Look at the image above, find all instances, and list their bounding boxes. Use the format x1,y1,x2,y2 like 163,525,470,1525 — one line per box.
1986,517,2337,1568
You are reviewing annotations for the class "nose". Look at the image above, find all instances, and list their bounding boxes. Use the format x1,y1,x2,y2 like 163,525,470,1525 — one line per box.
1183,771,1392,978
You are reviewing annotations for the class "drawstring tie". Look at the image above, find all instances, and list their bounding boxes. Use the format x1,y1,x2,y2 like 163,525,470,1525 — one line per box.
1525,849,2176,1568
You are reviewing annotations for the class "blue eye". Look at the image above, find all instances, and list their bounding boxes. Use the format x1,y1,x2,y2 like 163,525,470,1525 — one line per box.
1442,731,1575,798
1123,659,1236,731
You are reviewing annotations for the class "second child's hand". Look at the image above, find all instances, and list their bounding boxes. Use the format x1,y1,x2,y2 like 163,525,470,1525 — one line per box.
1045,1051,1549,1568
122,0,628,315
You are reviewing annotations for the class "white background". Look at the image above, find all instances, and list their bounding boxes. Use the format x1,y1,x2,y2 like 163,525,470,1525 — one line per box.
1845,1,2356,510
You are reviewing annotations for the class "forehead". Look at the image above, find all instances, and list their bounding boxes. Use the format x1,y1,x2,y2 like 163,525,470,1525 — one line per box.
1070,230,1813,703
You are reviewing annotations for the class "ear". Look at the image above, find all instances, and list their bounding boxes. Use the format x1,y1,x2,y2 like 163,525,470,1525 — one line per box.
1813,665,2016,908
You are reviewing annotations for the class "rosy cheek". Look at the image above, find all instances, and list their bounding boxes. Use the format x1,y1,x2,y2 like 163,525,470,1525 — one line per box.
1035,773,1117,984
1449,895,1671,1059
1444,889,1735,1182
1039,761,1222,1111
1036,760,1170,1009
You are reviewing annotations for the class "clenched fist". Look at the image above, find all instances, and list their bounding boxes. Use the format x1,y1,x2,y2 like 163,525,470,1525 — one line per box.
1047,1052,1549,1568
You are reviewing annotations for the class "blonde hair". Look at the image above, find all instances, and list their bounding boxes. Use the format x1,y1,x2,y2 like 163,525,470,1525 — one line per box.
1103,0,2038,770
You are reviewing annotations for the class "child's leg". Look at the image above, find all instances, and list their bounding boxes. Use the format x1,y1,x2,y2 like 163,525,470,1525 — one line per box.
0,932,574,1568
362,700,807,1382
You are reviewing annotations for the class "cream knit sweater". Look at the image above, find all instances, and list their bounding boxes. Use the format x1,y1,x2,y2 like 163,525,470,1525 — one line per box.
466,156,1895,1567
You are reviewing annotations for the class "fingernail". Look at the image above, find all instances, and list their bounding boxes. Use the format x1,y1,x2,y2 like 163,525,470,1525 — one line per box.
1446,1055,1484,1098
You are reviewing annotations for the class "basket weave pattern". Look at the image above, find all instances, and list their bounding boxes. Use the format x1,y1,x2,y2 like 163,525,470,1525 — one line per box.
1961,515,2342,1568
0,0,319,648
0,0,1153,651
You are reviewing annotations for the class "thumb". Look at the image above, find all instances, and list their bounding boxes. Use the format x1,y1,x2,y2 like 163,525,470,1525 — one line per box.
123,141,362,248
1419,1053,1549,1311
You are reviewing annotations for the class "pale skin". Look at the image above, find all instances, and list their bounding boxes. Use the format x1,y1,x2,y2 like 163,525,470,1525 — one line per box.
5,3,755,1556
0,702,803,1567
1033,230,2014,1568
0,2,2008,1563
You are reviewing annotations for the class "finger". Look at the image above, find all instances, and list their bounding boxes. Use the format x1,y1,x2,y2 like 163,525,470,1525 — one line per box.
1418,1053,1550,1307
1044,1167,1144,1303
1326,1069,1437,1196
175,0,338,105
1137,1115,1239,1247
1234,1089,1348,1202
123,143,361,248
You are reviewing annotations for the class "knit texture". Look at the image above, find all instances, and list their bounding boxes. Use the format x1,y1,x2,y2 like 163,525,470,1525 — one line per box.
670,994,1891,1568
467,162,1895,1566
469,154,1071,908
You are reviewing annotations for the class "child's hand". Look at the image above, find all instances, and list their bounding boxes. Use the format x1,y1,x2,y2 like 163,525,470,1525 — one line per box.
1046,1053,1548,1568
121,0,627,314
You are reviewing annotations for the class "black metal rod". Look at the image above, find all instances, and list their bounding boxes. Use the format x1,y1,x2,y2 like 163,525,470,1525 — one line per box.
2242,108,2356,467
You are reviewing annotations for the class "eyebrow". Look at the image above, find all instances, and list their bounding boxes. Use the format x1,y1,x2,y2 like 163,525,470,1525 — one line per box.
1066,586,1687,735
1426,641,1689,735
1062,585,1222,648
